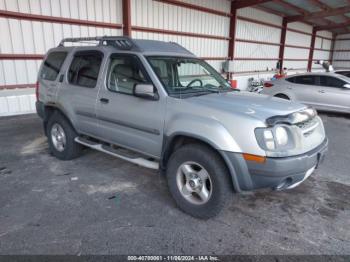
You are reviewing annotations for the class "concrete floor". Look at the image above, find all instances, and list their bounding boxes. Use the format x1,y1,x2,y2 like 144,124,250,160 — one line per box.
0,113,349,255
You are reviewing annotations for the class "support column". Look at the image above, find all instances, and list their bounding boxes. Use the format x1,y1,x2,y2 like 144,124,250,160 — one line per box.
122,0,131,36
329,33,336,65
227,4,237,79
278,18,287,75
307,28,317,72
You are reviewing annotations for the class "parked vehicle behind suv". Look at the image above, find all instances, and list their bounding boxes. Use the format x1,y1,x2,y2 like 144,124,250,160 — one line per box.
261,72,350,113
335,70,350,78
36,37,328,219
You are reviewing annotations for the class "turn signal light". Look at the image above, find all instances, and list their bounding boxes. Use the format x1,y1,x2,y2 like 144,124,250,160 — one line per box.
243,153,266,163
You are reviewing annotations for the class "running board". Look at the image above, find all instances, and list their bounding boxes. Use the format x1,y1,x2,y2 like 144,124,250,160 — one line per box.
75,137,159,170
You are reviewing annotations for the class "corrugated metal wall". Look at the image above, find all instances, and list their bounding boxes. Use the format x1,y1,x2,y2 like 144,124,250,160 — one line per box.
333,34,350,70
0,0,338,116
0,0,123,87
0,0,123,116
131,0,230,72
283,22,312,71
234,7,281,74
313,30,332,71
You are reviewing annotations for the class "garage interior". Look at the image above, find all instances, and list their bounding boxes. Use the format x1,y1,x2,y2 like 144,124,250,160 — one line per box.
0,0,350,256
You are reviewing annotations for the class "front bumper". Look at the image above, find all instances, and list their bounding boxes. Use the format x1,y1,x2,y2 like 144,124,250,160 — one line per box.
221,138,328,191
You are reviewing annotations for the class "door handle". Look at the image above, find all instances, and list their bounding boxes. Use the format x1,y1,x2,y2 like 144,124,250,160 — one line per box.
100,98,109,104
318,90,325,93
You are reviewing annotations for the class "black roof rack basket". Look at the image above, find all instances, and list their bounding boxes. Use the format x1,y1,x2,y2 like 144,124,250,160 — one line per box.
58,36,139,51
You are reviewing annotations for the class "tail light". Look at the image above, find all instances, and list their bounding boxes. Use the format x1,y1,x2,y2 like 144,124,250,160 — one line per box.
264,82,274,88
35,81,40,101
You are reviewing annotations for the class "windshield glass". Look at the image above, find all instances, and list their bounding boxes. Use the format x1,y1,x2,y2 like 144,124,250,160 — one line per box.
147,56,232,97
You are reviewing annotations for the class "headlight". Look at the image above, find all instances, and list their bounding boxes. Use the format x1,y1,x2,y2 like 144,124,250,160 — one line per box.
275,126,288,146
255,125,295,152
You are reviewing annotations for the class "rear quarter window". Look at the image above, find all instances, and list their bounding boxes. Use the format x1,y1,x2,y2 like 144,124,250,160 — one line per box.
40,52,67,81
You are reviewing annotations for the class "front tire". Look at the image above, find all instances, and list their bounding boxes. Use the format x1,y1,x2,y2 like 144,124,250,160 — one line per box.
47,111,83,160
166,144,232,219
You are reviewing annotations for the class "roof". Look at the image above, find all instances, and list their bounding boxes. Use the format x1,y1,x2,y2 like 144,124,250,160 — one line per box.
286,71,350,81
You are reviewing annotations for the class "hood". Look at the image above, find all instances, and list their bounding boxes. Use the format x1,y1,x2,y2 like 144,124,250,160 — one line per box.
187,91,307,121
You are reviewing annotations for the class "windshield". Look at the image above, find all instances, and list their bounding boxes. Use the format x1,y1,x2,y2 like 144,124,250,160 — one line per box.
147,56,232,97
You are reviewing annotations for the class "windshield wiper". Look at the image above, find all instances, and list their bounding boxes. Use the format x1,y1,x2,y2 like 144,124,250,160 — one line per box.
203,88,220,94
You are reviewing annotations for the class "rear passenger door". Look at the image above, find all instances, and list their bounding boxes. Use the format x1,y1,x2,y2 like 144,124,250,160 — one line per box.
39,51,68,102
95,54,165,158
57,50,104,137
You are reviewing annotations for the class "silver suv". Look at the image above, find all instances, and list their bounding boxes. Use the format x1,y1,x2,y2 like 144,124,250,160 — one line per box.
36,36,328,218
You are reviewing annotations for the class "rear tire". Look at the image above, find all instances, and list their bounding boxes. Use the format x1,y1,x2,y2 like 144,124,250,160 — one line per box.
166,144,232,219
274,94,290,100
47,111,83,160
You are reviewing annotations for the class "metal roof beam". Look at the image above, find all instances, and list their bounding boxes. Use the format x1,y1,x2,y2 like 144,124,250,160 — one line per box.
286,5,350,22
231,0,272,9
316,21,350,31
309,0,349,27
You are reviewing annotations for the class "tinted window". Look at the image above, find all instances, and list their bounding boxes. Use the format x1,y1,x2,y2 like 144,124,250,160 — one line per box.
336,71,350,78
107,55,151,94
286,77,295,83
294,76,317,85
68,51,103,88
40,52,67,81
320,76,345,88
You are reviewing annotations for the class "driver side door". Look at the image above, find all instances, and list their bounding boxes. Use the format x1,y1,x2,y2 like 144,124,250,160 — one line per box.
95,54,166,158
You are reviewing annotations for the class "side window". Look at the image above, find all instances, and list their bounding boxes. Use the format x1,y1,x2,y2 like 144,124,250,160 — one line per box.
320,76,345,88
40,52,67,81
294,76,317,85
286,77,295,83
68,51,103,88
107,55,151,94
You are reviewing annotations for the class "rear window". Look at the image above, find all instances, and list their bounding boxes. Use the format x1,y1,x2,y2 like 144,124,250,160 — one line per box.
40,52,67,81
68,51,103,88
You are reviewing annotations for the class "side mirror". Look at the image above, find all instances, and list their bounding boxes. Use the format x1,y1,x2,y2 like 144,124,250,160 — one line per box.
133,84,158,100
343,83,350,89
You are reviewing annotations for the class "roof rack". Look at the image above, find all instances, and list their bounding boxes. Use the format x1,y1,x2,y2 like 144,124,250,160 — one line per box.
58,36,139,51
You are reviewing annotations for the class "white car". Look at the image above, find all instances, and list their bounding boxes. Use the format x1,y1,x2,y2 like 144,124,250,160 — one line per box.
261,72,350,113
